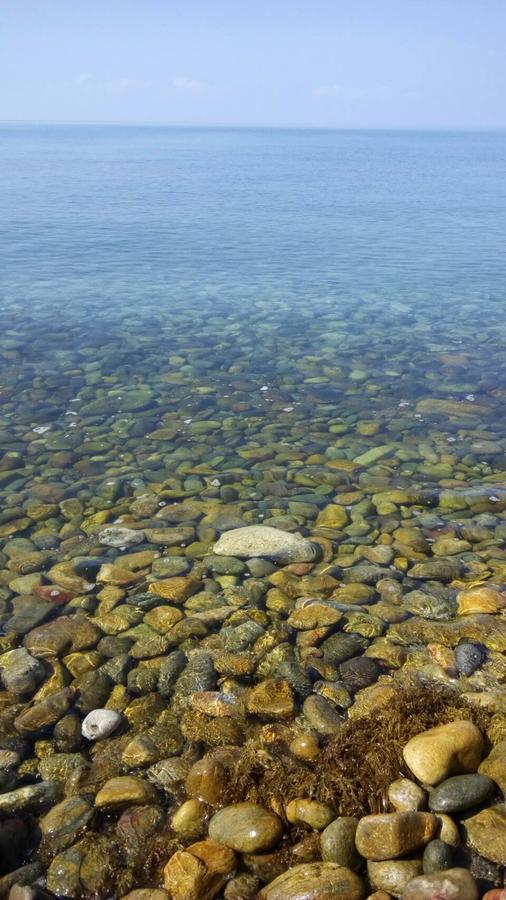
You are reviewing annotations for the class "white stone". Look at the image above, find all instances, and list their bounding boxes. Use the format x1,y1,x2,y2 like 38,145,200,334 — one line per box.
213,525,320,563
97,526,144,548
81,708,122,741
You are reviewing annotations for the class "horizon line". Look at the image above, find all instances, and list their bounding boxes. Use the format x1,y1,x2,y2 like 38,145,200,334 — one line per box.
1,119,506,132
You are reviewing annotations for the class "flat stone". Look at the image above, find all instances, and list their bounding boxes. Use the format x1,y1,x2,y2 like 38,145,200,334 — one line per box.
367,858,422,896
143,606,184,633
320,817,360,869
148,577,201,602
208,802,284,853
388,778,427,812
355,812,437,860
213,525,321,564
257,862,365,900
403,720,484,786
0,781,61,813
303,694,343,735
95,776,157,808
0,647,44,696
163,839,236,900
457,586,506,616
402,867,479,900
14,688,73,734
246,679,295,719
464,805,506,865
479,741,506,793
98,526,144,548
428,773,495,813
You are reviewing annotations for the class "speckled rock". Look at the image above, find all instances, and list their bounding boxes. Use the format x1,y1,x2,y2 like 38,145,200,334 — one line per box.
95,776,157,808
257,862,365,900
246,679,295,719
455,641,487,676
402,867,479,900
208,803,284,853
40,796,93,851
464,805,506,865
163,839,236,900
81,708,122,740
0,647,45,696
403,721,484,785
320,817,361,870
457,586,506,616
422,839,453,874
388,778,427,812
213,526,322,564
98,526,144,548
355,812,437,860
367,858,422,896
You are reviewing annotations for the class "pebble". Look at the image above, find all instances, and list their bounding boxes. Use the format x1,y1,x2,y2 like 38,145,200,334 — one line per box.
436,814,460,847
246,678,295,719
455,641,487,676
422,839,453,874
457,586,506,616
208,802,284,853
402,867,479,900
428,773,495,813
95,776,157,808
0,782,61,813
163,840,236,900
257,862,365,900
0,647,45,695
213,525,321,563
98,526,145,547
367,858,422,895
355,812,437,860
464,805,506,865
39,796,93,850
171,799,210,839
285,798,335,830
402,720,484,785
388,778,427,812
289,732,320,761
320,816,361,869
81,708,122,740
302,694,343,735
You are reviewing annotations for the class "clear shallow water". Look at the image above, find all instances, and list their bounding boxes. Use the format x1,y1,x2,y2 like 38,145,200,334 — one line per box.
1,127,506,895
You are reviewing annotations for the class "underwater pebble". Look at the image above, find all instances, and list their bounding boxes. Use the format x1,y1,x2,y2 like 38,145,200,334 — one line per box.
81,708,122,740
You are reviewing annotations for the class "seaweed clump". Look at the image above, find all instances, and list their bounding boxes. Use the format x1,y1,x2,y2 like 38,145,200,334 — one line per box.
221,685,491,820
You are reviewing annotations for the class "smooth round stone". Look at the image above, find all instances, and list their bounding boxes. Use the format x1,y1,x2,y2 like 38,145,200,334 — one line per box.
285,798,335,830
94,776,157,808
40,796,93,850
208,802,284,853
289,732,320,761
422,839,453,874
171,799,209,839
402,868,479,900
258,862,365,900
436,814,460,847
320,816,360,870
402,721,484,786
213,525,321,564
388,778,427,812
454,641,487,676
81,708,122,741
339,656,380,694
428,773,495,813
367,858,422,896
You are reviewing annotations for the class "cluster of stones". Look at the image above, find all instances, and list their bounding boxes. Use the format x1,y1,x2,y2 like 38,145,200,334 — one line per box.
0,484,505,896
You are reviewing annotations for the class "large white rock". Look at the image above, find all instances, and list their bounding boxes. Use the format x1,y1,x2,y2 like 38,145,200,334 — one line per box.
98,527,144,548
81,709,122,741
213,525,321,563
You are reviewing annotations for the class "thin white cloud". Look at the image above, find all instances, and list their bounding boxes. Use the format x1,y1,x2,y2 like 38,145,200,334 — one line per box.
74,74,152,95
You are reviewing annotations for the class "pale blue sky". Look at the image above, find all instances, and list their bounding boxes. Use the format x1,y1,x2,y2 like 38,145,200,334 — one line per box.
1,0,505,127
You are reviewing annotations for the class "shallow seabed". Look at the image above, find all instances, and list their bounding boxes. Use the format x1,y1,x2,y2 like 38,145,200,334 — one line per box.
1,127,506,897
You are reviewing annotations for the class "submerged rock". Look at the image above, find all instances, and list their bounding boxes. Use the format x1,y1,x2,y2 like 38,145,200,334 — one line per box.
213,525,322,563
81,708,122,741
403,720,484,786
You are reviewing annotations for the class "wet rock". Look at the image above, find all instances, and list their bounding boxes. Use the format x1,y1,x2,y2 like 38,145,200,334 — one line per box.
0,781,61,813
121,892,169,900
208,802,284,853
81,707,122,740
147,757,189,793
38,752,87,783
98,526,145,547
436,814,460,847
290,731,320,761
428,773,495,813
163,839,236,900
223,873,260,899
302,694,343,735
171,799,210,839
403,720,484,785
408,559,462,582
148,576,201,602
455,641,487,676
339,656,380,694
246,679,294,719
286,798,335,830
367,858,422,896
14,687,73,734
402,867,479,900
388,778,427,812
320,817,360,869
95,775,157,807
257,862,365,899
321,633,367,666
457,586,506,616
75,670,111,713
40,796,93,851
355,812,437,860
422,838,453,874
0,648,45,696
213,525,322,564
464,805,506,865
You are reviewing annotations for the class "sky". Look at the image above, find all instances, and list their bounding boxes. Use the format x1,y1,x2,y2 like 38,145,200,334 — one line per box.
1,0,505,128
